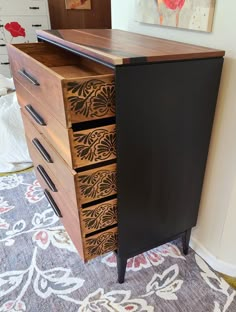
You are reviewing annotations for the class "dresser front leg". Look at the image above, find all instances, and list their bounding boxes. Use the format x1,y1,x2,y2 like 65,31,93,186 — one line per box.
116,254,127,284
182,228,191,255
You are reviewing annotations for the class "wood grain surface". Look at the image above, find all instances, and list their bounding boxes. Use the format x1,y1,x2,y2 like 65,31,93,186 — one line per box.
8,43,68,127
14,79,74,167
16,77,116,169
24,113,118,261
81,198,117,235
47,0,111,30
8,42,115,128
26,137,86,260
77,163,117,205
63,74,115,124
36,29,225,66
22,112,79,208
73,124,116,168
84,226,117,260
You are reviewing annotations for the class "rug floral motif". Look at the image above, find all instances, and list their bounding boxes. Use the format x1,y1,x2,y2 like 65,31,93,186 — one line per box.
0,171,236,311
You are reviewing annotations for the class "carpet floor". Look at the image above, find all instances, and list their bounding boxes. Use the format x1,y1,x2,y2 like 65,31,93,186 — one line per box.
0,170,236,312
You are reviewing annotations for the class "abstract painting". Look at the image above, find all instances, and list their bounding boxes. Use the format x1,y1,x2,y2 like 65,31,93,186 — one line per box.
65,0,91,10
135,0,216,32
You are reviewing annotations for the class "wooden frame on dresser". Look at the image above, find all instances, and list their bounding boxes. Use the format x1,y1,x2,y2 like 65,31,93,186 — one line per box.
7,29,224,283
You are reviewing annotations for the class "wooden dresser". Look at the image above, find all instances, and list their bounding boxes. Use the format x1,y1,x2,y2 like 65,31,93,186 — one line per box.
7,29,224,283
0,0,50,77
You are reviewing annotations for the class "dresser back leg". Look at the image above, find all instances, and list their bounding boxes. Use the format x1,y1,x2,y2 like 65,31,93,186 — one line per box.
182,228,192,255
116,254,127,283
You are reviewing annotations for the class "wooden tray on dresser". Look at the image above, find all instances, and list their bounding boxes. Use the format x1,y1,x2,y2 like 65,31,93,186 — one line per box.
7,29,225,283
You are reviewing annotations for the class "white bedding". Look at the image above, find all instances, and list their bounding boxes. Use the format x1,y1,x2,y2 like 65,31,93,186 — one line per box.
0,74,32,173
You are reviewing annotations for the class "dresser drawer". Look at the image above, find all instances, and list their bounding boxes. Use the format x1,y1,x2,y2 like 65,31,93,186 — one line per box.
22,112,79,207
84,227,117,260
72,123,116,168
0,64,11,77
36,166,117,261
25,118,117,231
1,16,49,35
0,44,7,55
81,199,117,235
0,0,48,16
20,89,116,168
15,79,73,166
0,54,9,65
77,164,117,205
33,168,86,260
22,112,117,206
30,134,118,260
0,54,11,77
7,42,115,128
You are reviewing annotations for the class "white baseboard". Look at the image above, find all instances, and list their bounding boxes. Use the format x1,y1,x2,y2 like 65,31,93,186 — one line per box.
190,236,236,277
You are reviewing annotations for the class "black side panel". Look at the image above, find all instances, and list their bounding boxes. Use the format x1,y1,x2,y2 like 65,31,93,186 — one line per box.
115,58,223,258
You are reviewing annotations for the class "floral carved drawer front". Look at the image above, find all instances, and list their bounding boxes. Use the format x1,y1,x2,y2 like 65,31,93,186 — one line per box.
65,78,115,123
84,228,118,260
77,164,117,205
73,125,116,168
81,199,117,234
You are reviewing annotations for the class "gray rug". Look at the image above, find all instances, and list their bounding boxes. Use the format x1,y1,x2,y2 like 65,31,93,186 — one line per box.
0,170,235,312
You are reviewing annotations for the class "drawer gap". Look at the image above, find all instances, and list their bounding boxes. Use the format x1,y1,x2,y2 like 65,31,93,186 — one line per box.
75,159,116,173
82,194,117,209
85,224,118,238
11,42,114,75
72,117,116,132
50,65,99,78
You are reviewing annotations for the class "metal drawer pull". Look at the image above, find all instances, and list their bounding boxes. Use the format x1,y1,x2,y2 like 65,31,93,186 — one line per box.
18,69,40,86
0,25,4,27
0,44,6,47
25,105,46,126
32,24,42,27
44,190,62,217
32,138,53,163
1,62,10,65
37,165,57,192
29,6,40,9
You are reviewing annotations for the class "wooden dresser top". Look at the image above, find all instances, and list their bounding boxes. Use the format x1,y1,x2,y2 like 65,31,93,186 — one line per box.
36,29,225,66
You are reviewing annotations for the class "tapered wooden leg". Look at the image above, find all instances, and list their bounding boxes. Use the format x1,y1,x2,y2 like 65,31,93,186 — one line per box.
182,228,191,255
116,254,127,283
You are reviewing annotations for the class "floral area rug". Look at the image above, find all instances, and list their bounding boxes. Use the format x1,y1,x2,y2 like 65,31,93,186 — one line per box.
0,170,236,312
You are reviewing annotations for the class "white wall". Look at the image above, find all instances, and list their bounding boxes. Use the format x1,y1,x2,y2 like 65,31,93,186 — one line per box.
112,0,236,275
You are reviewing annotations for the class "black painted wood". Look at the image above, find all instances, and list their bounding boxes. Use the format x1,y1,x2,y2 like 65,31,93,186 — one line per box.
182,228,192,255
115,58,223,281
117,255,127,284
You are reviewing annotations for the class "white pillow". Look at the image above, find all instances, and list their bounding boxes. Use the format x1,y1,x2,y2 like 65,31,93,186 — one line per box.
0,92,32,173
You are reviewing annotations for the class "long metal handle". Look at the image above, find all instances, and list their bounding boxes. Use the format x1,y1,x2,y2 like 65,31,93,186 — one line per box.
0,44,6,47
44,190,62,217
32,24,42,27
29,6,40,9
1,62,10,65
32,138,53,163
25,105,46,126
18,69,40,86
37,165,57,192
